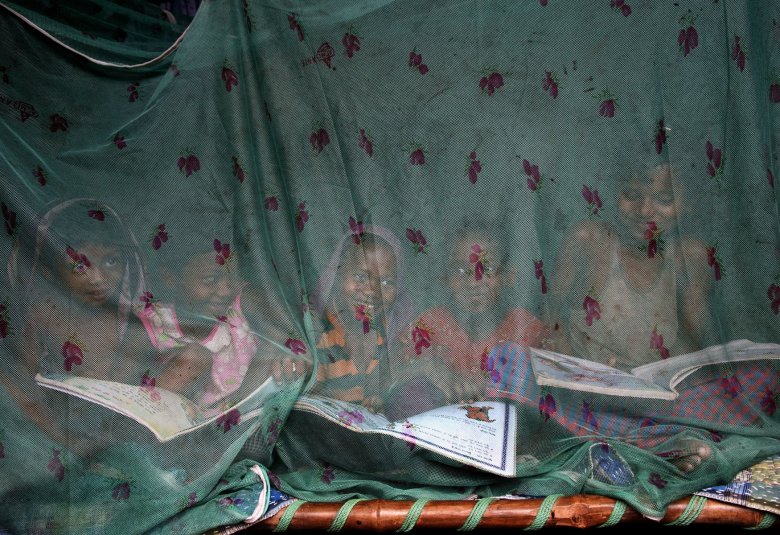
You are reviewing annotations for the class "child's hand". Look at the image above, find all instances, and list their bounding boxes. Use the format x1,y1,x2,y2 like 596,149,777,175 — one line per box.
157,344,212,394
362,395,383,413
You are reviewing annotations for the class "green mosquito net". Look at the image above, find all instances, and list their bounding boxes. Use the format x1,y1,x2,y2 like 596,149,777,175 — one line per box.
1,0,779,533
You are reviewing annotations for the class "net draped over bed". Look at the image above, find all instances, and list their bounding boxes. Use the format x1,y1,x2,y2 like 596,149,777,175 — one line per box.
0,0,779,533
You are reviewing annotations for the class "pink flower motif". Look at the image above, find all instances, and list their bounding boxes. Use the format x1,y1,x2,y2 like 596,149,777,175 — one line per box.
649,473,667,489
214,239,231,266
479,71,504,96
285,338,307,355
469,243,486,281
232,156,245,183
467,151,482,184
112,482,131,500
264,195,279,211
599,99,616,118
644,221,660,258
66,246,91,273
706,246,723,281
221,67,238,92
542,71,559,98
0,441,4,459
170,64,180,77
87,209,105,221
152,224,168,250
215,408,241,432
140,370,161,401
523,159,542,191
354,304,371,334
538,393,556,421
61,339,84,371
720,375,743,398
187,492,198,507
321,463,335,484
768,169,775,189
49,114,68,132
2,202,16,236
408,50,428,74
650,327,671,359
406,227,427,254
114,134,127,149
48,449,64,482
760,388,776,416
768,283,780,314
539,0,548,5
358,128,373,156
705,141,723,177
288,13,304,41
534,260,548,294
582,185,603,216
479,348,500,384
177,153,200,177
581,401,598,429
655,120,667,154
309,128,330,153
731,35,746,72
411,321,432,355
349,216,365,244
678,24,699,57
610,0,631,17
771,83,780,103
33,166,47,186
295,202,309,232
140,292,155,312
409,148,425,165
127,82,140,102
583,295,601,326
342,31,361,58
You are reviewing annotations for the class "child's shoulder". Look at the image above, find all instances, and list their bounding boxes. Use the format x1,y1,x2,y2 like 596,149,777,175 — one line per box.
417,306,458,326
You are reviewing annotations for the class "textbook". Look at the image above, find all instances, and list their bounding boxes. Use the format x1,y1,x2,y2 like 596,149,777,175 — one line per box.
35,372,279,442
529,339,780,400
293,395,517,477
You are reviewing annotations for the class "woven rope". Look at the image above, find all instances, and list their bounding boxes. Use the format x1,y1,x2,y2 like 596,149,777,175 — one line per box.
523,494,562,531
272,500,305,533
666,495,708,526
745,513,776,530
456,497,496,531
327,498,368,532
395,499,430,532
597,500,627,528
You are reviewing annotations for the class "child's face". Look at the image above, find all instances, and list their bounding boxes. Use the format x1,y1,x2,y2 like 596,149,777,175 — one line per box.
617,165,681,242
447,235,502,314
178,252,241,317
56,243,124,307
338,243,397,317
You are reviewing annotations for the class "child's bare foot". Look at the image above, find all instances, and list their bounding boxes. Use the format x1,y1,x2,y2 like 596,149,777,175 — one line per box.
657,439,712,473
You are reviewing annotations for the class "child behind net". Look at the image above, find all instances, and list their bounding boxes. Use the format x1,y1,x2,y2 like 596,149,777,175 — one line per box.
137,200,306,416
489,162,779,479
310,225,448,418
408,219,547,404
1,198,150,455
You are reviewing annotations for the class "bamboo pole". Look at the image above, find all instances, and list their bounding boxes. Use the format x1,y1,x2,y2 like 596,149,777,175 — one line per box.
248,495,769,531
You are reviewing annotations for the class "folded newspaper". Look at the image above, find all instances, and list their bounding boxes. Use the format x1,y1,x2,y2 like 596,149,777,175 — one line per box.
530,339,780,400
293,396,517,477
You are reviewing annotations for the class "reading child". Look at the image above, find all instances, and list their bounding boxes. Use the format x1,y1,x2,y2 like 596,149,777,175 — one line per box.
137,204,305,415
2,198,149,451
411,220,547,401
310,225,422,414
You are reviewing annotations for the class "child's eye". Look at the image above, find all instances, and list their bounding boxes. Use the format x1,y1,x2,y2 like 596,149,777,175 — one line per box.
654,194,674,206
621,189,641,201
352,272,369,284
103,256,120,268
202,276,217,284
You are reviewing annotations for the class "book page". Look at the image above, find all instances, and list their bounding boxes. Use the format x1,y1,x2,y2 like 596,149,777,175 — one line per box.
293,396,517,477
529,348,676,400
36,373,277,442
631,340,780,389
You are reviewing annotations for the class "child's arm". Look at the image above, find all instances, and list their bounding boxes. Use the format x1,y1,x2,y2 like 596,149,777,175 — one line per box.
155,343,213,396
676,238,713,351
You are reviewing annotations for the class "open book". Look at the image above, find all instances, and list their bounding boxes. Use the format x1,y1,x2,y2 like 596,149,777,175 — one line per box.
530,339,780,400
293,396,517,477
35,373,279,442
